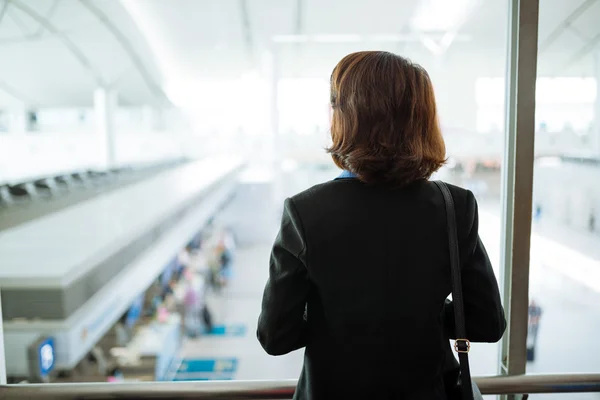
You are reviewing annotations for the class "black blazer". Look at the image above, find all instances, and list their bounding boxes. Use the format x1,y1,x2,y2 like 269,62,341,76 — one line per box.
257,178,506,400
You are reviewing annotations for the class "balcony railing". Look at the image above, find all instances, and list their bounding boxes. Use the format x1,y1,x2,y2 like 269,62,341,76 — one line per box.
0,374,599,399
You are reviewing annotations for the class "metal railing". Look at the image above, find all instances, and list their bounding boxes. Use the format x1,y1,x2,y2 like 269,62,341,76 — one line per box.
0,374,599,399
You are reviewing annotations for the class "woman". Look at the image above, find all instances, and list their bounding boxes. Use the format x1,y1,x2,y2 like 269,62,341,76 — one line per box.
257,51,506,400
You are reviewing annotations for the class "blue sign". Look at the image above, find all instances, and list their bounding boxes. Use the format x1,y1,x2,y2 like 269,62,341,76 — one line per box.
38,337,55,377
205,324,246,337
173,357,238,381
178,358,238,373
172,373,234,381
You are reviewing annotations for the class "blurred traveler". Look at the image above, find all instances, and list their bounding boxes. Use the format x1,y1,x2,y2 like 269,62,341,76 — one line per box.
257,51,506,400
218,238,234,285
527,300,542,362
183,279,201,337
176,246,193,280
114,314,130,347
534,204,542,223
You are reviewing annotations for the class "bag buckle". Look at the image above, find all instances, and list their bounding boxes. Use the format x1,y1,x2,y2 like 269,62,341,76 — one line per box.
454,339,471,353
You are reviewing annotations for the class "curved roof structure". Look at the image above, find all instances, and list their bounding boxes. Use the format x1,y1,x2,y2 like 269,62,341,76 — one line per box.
0,0,167,107
1,0,599,108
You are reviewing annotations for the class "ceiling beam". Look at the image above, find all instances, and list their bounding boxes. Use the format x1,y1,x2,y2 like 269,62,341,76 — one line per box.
0,0,9,25
539,0,598,53
0,0,61,44
7,5,32,35
32,0,61,38
294,0,303,35
78,0,169,104
9,0,106,86
556,29,600,74
0,77,39,106
238,0,254,65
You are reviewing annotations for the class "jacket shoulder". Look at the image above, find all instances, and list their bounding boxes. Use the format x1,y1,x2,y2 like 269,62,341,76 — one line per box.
288,179,349,206
438,181,478,226
443,182,475,205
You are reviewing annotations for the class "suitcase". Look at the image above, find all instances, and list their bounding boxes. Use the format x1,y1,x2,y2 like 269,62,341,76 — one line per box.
526,346,535,362
202,305,214,332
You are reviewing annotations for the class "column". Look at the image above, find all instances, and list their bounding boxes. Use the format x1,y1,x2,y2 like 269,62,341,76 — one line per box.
7,103,27,134
0,292,6,384
499,1,539,396
430,66,478,133
262,48,282,203
154,107,166,131
94,87,118,169
141,106,166,132
593,51,600,156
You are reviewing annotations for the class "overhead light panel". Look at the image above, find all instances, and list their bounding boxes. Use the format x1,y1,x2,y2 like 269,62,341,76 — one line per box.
272,33,471,44
272,34,363,43
420,36,444,55
272,34,309,43
312,34,363,43
411,0,476,32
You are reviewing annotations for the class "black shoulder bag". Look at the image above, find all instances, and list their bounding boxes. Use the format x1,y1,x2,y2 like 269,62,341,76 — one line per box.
433,181,483,400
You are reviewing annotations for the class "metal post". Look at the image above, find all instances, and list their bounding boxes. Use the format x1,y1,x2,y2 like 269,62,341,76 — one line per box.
499,1,539,399
0,291,7,384
262,48,282,204
7,103,27,134
593,51,600,157
94,87,118,169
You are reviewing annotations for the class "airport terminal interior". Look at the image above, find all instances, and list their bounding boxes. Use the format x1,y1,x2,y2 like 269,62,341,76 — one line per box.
0,0,600,398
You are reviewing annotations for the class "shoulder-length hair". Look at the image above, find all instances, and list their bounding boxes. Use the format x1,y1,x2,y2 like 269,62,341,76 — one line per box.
327,51,446,186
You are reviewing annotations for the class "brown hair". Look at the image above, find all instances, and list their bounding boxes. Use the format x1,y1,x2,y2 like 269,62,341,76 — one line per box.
327,51,446,186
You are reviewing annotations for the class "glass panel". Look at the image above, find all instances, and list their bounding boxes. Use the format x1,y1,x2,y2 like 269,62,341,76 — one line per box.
0,0,509,389
271,0,511,381
526,0,600,398
427,1,509,377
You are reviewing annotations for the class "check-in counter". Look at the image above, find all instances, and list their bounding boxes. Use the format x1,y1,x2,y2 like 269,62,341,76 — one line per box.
1,156,245,378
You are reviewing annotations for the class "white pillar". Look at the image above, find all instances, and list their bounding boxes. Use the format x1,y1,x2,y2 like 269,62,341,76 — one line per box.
154,107,166,131
430,66,478,133
7,103,27,134
262,49,282,202
0,291,7,384
142,106,167,132
593,52,600,156
94,88,118,168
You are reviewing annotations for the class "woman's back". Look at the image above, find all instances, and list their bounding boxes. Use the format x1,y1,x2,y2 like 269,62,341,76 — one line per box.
256,51,505,400
258,178,504,399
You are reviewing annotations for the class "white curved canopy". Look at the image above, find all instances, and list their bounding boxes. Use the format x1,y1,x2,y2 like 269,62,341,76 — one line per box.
0,0,167,108
1,0,599,108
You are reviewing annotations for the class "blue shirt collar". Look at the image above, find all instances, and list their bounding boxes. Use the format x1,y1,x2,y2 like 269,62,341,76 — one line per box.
335,170,358,180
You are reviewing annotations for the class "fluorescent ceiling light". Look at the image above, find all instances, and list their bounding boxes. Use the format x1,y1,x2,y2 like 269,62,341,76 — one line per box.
272,33,470,44
440,31,457,48
420,36,445,55
313,34,363,43
272,34,363,43
411,0,476,32
369,34,420,42
272,34,309,43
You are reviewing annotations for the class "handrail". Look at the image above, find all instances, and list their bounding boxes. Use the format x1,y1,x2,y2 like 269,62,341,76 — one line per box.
0,374,599,398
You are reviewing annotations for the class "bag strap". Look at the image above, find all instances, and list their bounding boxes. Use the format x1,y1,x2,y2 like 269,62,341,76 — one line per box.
433,181,474,400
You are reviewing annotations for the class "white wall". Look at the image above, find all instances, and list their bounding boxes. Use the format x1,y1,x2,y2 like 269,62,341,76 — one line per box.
0,132,189,185
533,161,600,235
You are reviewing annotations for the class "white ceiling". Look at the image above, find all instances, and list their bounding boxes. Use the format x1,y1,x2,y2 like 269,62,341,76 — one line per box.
0,0,167,108
0,0,599,108
126,0,600,78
